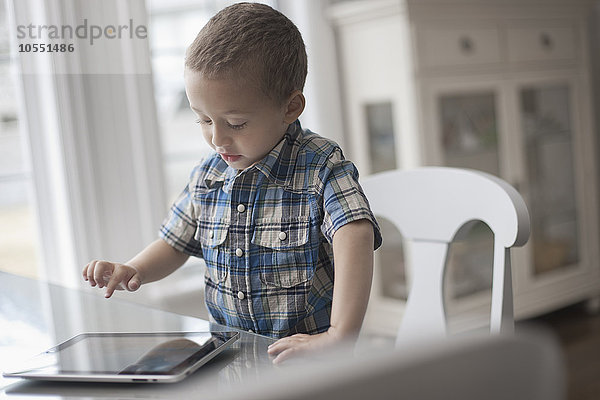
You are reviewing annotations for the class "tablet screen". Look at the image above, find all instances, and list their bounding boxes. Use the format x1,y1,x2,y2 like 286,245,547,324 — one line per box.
5,331,239,380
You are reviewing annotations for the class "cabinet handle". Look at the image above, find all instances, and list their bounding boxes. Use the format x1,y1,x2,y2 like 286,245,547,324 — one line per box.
459,36,475,54
540,32,553,51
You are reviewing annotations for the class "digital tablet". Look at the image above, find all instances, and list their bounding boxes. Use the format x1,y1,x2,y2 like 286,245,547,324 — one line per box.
3,331,239,383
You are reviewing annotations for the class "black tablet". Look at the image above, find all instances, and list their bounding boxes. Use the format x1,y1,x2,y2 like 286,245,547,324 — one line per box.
3,331,239,383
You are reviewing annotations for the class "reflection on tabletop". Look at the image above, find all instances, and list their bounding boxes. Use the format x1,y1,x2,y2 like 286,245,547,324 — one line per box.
118,338,205,375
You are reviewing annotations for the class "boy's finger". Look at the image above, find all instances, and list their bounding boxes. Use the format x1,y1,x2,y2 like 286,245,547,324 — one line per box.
82,264,90,281
105,268,129,298
127,274,141,292
272,347,298,365
267,334,307,354
267,339,289,355
93,261,113,288
86,260,98,286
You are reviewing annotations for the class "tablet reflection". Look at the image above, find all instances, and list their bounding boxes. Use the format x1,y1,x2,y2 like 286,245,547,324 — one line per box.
118,338,207,375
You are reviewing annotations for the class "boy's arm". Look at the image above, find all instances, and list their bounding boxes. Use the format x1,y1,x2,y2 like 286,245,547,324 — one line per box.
125,238,190,284
83,239,189,298
328,218,375,338
267,218,374,364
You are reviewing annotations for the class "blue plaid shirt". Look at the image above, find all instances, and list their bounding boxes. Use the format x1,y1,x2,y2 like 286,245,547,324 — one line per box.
159,121,382,338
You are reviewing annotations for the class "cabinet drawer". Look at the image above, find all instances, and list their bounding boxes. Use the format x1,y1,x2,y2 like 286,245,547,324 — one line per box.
507,24,577,63
418,25,502,68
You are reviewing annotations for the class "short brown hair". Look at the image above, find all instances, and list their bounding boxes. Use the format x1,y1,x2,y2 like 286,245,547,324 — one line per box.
185,2,307,105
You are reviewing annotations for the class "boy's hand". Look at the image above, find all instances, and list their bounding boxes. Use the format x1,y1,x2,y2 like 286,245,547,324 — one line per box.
267,330,341,365
82,261,142,299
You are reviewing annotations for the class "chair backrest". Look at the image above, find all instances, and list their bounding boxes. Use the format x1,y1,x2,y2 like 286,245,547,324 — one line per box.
360,167,530,344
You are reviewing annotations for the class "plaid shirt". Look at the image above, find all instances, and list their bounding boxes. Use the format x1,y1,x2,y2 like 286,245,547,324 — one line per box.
159,121,382,338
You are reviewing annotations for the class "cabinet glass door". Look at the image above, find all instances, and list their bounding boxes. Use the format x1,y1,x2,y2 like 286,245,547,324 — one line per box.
439,92,500,176
519,85,579,275
438,91,499,299
365,102,397,173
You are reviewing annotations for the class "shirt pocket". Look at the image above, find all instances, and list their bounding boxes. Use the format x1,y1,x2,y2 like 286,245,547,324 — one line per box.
195,219,229,283
251,218,314,288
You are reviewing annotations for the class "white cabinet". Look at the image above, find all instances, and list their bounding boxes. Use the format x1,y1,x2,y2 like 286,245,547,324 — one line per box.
506,24,578,63
328,0,600,336
417,24,503,68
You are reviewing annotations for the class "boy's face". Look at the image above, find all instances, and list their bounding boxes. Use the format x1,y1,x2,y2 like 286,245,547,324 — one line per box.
184,68,289,170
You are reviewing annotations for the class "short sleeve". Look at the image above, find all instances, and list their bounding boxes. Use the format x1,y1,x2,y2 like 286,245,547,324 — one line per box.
158,167,204,257
320,150,382,250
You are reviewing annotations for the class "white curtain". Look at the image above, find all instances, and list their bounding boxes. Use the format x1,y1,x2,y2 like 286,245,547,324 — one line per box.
7,0,166,287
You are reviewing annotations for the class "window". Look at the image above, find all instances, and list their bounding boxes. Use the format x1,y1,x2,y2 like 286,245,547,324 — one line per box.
0,2,40,278
147,0,214,204
146,0,276,204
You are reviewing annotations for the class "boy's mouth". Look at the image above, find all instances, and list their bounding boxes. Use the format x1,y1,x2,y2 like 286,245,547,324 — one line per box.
219,153,242,162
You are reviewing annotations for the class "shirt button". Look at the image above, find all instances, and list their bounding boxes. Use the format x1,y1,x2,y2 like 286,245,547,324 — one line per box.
278,231,287,241
237,291,245,300
237,204,246,213
235,248,244,257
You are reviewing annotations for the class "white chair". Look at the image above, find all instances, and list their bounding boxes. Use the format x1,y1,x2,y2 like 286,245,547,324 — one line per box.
360,167,530,344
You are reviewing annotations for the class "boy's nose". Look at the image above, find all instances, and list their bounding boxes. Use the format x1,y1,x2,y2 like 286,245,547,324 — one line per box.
211,125,232,147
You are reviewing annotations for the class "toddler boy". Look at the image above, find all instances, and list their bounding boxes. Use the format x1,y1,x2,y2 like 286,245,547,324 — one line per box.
83,2,381,364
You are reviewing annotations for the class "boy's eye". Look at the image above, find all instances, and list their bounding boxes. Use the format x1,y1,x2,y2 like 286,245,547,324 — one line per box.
227,121,247,130
195,119,212,125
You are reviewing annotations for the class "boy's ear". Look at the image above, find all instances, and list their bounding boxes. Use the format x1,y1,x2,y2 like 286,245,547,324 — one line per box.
283,90,305,124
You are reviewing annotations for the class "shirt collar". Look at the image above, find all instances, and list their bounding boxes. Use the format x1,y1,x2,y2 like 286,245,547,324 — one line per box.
253,120,302,186
201,156,236,190
201,120,302,191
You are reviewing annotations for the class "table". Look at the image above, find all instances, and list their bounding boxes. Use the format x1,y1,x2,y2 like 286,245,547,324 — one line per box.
0,272,566,400
0,271,277,399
